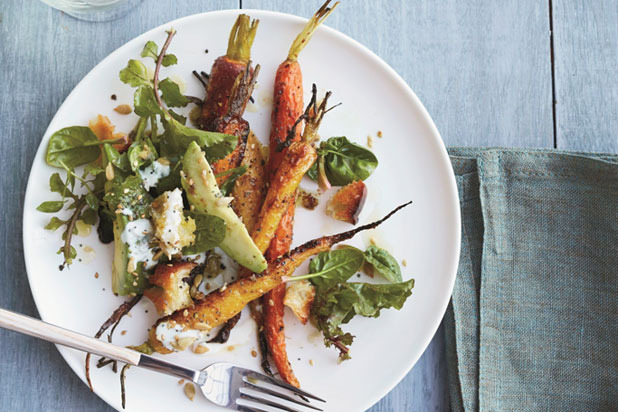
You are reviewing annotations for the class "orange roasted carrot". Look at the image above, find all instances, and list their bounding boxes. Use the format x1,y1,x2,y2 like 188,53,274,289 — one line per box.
262,1,339,387
199,14,258,130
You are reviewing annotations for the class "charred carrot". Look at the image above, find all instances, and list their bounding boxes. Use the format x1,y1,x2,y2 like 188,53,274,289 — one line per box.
148,202,412,354
261,9,338,379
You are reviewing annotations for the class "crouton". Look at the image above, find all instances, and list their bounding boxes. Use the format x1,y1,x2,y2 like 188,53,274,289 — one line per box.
144,261,196,315
283,279,316,324
326,181,367,225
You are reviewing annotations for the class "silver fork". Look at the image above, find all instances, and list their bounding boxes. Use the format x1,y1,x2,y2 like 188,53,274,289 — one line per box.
0,308,325,412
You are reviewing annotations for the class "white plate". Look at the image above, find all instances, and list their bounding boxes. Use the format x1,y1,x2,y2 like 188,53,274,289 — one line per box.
22,9,460,412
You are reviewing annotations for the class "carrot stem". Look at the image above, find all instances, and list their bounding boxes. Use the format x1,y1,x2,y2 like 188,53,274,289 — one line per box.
287,0,339,61
227,14,259,63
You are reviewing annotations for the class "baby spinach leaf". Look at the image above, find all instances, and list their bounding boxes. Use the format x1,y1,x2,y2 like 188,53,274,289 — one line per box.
291,247,364,287
46,126,102,168
159,78,189,107
182,213,226,255
308,136,378,186
133,86,163,118
217,165,247,196
119,59,150,87
36,200,65,213
364,245,402,283
159,115,237,163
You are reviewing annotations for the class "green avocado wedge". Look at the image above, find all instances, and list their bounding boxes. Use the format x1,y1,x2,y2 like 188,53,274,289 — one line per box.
181,141,267,273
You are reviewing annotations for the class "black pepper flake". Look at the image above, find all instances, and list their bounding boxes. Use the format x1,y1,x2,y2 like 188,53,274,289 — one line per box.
111,94,117,100
204,49,209,53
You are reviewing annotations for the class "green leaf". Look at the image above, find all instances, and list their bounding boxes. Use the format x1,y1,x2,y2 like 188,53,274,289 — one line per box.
46,126,101,168
159,78,189,107
127,138,158,172
49,173,72,197
295,247,364,288
134,86,163,118
45,217,66,231
103,175,152,219
119,59,150,87
57,245,77,260
309,136,378,186
311,279,414,360
217,165,247,196
141,41,158,60
168,109,187,125
84,164,104,177
36,200,65,213
80,207,98,225
159,115,237,163
162,54,177,67
182,213,226,255
363,245,402,283
85,192,100,210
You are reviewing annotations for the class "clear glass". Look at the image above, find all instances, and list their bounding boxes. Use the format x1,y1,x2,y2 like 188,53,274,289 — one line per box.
40,0,143,22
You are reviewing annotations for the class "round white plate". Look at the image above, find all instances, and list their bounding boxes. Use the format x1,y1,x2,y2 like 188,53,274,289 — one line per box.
23,9,460,412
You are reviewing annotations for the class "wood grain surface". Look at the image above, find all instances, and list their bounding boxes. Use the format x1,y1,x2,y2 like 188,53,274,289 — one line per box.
0,1,614,411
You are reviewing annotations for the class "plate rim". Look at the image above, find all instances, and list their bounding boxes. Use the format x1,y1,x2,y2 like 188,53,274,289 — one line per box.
22,8,461,411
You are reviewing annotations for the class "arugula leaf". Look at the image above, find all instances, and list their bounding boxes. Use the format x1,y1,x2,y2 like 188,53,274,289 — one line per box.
295,247,364,287
311,279,415,360
49,173,73,198
159,78,189,107
168,109,187,125
182,213,226,255
103,175,152,219
119,59,150,87
217,166,247,196
37,201,65,213
363,245,402,283
80,207,98,225
46,126,102,168
134,86,163,117
308,136,378,186
159,115,237,163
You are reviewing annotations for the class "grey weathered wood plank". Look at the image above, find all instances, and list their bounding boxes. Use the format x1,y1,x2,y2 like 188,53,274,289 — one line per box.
552,1,618,153
242,0,554,148
0,1,235,411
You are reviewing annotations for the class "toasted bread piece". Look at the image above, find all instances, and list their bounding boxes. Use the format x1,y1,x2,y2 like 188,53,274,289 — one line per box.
283,279,315,324
144,261,197,316
326,181,367,224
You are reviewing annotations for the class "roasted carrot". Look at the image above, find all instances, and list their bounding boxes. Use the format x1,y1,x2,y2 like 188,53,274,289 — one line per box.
199,14,258,130
267,0,339,180
264,0,337,379
148,202,412,354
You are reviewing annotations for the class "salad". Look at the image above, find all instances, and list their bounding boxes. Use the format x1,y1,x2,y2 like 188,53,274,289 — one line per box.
37,0,415,404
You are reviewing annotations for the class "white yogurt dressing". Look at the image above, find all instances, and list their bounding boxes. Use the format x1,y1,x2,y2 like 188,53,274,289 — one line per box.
155,321,207,352
139,159,171,190
120,219,157,269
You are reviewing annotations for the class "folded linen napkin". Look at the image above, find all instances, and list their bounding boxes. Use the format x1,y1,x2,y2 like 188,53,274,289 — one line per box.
444,148,617,412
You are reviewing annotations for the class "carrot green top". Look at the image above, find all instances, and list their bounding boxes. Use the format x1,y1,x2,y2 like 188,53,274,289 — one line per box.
287,0,339,62
226,14,259,63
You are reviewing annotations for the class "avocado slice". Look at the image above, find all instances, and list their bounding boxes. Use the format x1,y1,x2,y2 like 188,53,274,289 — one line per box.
111,215,150,296
181,141,267,273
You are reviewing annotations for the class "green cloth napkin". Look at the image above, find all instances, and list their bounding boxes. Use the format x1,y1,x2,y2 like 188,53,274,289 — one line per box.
444,148,618,412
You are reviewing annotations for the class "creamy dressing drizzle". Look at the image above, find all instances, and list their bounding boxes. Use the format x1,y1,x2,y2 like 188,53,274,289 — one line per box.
139,159,171,190
120,219,157,269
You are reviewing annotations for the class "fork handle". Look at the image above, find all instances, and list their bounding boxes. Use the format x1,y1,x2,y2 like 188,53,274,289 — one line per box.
0,308,141,365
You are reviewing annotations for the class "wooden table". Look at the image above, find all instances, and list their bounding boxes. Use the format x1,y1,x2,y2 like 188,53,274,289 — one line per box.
1,1,616,411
